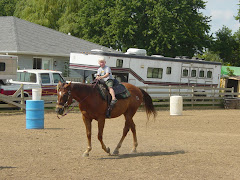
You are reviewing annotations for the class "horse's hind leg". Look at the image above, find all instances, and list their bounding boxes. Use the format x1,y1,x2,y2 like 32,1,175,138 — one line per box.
128,117,138,154
113,120,130,155
113,114,138,155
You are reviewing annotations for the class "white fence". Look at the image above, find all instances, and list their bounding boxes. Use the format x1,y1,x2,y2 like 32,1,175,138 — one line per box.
139,85,237,108
0,85,239,110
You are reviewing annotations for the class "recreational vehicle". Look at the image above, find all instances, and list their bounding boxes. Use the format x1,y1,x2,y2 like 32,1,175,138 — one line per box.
70,48,221,97
0,55,18,84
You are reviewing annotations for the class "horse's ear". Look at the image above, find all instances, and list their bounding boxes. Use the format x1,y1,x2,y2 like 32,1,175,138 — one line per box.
65,81,72,89
57,81,62,91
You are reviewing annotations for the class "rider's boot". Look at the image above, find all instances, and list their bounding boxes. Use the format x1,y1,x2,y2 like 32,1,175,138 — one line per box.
106,99,118,118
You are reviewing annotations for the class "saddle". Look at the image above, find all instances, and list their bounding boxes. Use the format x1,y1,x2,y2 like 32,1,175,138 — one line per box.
92,79,131,118
92,79,130,100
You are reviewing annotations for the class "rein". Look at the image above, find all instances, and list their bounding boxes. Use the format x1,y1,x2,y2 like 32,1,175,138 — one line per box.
57,80,99,119
57,94,89,119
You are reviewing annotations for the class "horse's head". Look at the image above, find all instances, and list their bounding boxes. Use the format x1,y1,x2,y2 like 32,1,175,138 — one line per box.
56,81,72,115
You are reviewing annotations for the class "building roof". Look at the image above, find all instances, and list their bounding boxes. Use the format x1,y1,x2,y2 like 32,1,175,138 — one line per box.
221,66,240,76
0,16,116,57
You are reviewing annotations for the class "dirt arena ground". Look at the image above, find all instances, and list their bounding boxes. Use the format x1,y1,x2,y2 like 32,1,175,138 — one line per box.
1,109,240,179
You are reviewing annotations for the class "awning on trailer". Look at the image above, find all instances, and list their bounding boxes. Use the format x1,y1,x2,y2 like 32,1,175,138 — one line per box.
221,66,240,76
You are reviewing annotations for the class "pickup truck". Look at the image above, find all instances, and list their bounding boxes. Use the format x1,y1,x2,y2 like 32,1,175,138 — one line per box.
0,69,66,97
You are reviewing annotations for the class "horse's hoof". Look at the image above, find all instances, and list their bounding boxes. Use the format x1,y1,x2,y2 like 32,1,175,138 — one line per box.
106,147,110,154
131,149,137,154
112,150,119,156
82,152,89,157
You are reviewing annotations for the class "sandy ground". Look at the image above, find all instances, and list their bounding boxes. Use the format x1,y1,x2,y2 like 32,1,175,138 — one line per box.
1,109,240,180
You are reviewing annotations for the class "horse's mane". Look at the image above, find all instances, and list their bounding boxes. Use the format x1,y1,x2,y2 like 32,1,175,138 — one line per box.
71,83,96,94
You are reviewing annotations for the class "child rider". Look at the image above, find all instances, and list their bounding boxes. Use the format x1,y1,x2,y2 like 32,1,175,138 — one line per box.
96,56,118,105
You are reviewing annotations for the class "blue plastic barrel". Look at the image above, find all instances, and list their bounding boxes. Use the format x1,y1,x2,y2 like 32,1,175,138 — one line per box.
26,100,44,129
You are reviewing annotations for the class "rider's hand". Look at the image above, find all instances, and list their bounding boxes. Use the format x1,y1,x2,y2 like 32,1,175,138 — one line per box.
96,76,102,80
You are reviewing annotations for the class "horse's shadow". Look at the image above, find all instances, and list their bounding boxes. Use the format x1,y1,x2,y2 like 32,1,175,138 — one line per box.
99,150,186,160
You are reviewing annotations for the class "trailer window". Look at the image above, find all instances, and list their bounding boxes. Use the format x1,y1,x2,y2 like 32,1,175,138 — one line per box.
191,70,197,77
0,62,5,71
116,59,123,68
182,69,188,77
147,68,163,79
166,67,171,74
113,73,128,82
207,70,212,78
199,70,205,78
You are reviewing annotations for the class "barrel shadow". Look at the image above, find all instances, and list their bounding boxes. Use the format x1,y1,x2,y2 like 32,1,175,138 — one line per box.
0,166,17,170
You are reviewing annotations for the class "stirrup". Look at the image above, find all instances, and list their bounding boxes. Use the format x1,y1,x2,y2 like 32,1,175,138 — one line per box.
110,99,118,105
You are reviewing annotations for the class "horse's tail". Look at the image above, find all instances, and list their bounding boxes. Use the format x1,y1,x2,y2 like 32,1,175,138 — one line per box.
139,88,157,120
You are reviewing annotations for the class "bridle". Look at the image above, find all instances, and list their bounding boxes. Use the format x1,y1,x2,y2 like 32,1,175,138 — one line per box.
57,80,99,119
56,89,75,119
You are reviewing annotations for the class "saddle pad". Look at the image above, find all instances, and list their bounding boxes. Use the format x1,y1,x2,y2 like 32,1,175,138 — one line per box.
113,84,127,95
97,84,109,101
97,83,130,100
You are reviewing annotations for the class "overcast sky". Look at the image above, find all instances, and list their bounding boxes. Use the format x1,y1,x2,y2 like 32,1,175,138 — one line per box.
201,0,240,34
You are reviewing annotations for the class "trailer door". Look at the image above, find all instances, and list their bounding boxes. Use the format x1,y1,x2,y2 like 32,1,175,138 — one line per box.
189,67,198,86
181,65,190,86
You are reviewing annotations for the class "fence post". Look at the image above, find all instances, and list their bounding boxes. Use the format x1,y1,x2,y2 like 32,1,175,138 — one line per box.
191,86,194,107
20,84,24,111
145,85,148,93
231,87,234,98
169,85,171,97
213,87,215,107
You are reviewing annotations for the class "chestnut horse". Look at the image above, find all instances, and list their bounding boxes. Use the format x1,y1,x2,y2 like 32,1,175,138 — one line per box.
56,81,156,157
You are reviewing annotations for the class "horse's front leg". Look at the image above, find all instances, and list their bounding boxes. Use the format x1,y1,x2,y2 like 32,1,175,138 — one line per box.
82,114,92,157
98,118,111,155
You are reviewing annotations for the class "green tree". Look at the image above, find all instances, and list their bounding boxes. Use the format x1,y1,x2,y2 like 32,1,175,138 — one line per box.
210,26,237,65
0,0,17,16
57,0,81,35
14,0,65,30
60,0,211,57
232,29,240,66
14,0,211,58
146,0,211,57
235,2,240,21
195,50,223,63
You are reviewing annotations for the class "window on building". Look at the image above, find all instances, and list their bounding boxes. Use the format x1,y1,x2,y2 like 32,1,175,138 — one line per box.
33,57,52,69
199,70,205,77
191,70,197,77
207,70,212,78
0,62,5,71
33,58,42,69
40,73,50,84
116,59,123,67
147,67,163,79
182,69,188,77
166,67,171,74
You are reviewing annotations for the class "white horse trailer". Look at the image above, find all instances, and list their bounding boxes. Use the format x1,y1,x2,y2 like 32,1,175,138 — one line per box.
70,49,221,97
